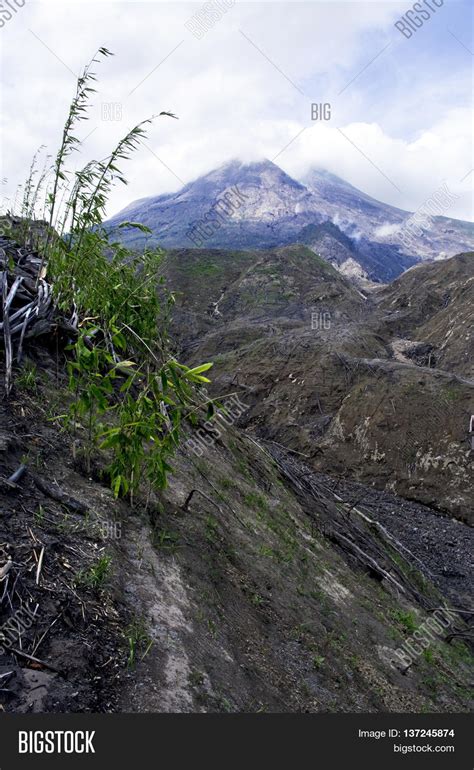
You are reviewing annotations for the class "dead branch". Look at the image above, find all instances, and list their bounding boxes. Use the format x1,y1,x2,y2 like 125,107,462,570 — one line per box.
0,236,78,394
182,488,221,513
33,476,89,515
9,647,63,675
7,463,27,486
35,546,45,585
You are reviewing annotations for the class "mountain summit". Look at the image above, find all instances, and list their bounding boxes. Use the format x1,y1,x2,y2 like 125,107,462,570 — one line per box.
107,160,473,282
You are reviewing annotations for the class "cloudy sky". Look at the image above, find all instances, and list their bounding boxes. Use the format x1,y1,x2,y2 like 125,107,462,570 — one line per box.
0,0,472,220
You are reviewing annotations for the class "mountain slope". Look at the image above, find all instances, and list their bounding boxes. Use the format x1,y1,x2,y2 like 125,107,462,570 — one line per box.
1,232,472,715
303,168,408,232
304,168,474,267
161,248,474,522
109,160,324,251
107,160,473,282
1,357,472,714
376,252,474,379
297,221,416,283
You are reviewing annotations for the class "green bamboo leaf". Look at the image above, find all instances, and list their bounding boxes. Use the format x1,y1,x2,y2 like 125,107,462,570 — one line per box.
186,363,213,376
117,221,152,234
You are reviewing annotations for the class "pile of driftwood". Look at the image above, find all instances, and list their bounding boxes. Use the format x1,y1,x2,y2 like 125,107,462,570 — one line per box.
0,236,77,394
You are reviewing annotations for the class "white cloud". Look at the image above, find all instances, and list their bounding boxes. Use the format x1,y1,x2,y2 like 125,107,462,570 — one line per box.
374,222,402,237
0,0,472,222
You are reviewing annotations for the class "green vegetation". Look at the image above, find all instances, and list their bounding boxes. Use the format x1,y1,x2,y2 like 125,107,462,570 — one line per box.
236,458,252,479
16,361,38,393
189,669,205,687
390,609,418,634
443,387,459,402
151,527,180,552
125,617,153,668
218,476,237,491
244,491,268,512
205,515,220,545
34,504,45,526
251,593,264,607
422,647,435,664
75,554,112,589
5,49,214,504
188,260,222,278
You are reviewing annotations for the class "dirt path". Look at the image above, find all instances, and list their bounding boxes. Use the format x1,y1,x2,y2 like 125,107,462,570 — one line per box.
118,517,197,713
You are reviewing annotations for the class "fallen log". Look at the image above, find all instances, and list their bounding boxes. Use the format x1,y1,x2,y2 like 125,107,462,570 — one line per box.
33,476,89,515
